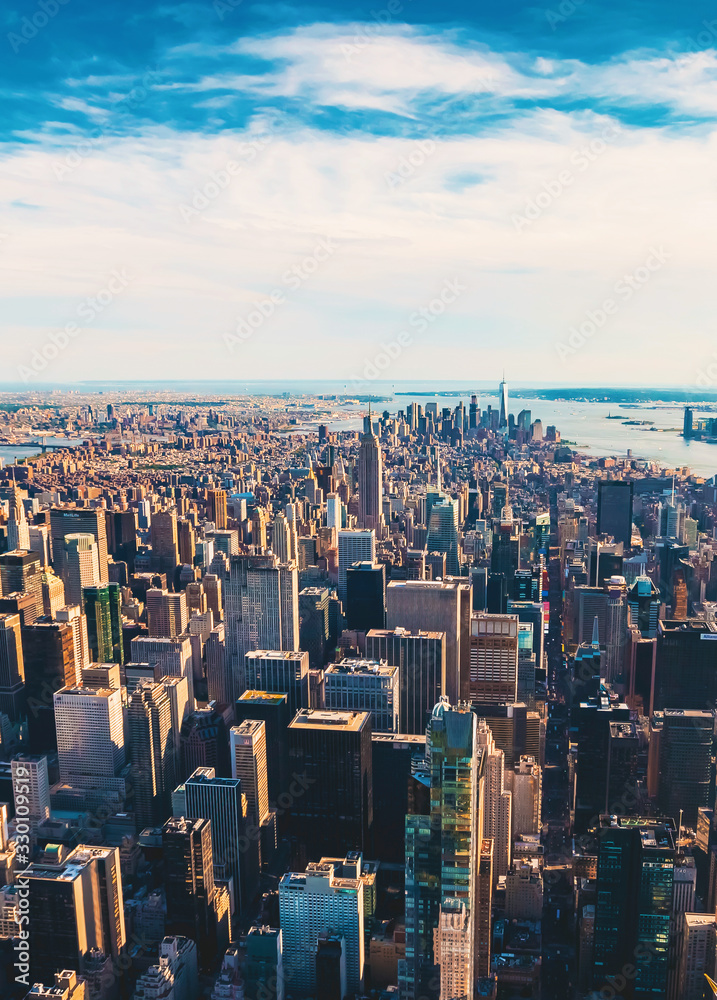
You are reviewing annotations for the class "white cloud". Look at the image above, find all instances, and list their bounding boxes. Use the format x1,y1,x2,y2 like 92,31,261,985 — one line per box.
4,26,717,382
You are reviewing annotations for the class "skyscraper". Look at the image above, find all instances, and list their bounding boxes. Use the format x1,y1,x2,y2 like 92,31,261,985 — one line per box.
299,586,330,669
225,555,299,697
150,509,180,572
7,486,30,551
658,709,713,826
386,579,471,705
129,679,175,828
357,419,383,533
0,549,43,623
146,587,189,639
51,507,109,585
55,604,90,681
183,766,255,913
469,613,519,704
498,377,508,429
426,499,460,576
338,530,376,607
54,684,125,784
592,817,675,997
597,480,634,546
244,650,309,719
163,816,217,968
63,533,100,607
401,699,484,1000
365,627,446,735
476,718,512,880
324,659,399,733
0,612,24,719
27,844,126,984
208,489,228,530
345,561,386,632
288,708,373,860
279,857,365,996
235,690,290,808
84,583,124,664
627,575,661,638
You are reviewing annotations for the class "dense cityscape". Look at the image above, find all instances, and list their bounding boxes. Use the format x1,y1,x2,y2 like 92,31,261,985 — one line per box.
0,380,715,999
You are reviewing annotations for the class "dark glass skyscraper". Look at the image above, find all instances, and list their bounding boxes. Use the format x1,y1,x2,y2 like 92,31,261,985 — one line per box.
84,582,124,664
597,480,634,546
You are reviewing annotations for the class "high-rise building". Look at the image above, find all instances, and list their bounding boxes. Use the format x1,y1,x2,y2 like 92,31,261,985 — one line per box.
299,587,330,669
7,486,30,551
476,839,493,978
469,613,519,704
401,699,484,1000
151,509,180,572
180,705,232,780
366,627,446,735
426,499,460,576
11,754,50,836
0,612,25,719
235,691,290,808
83,583,124,664
279,857,365,996
21,618,77,748
208,490,228,530
627,576,660,638
510,755,541,837
129,679,175,828
184,766,255,913
131,635,194,706
498,377,508,429
162,816,217,968
324,659,399,733
592,817,675,997
62,534,100,608
288,709,373,860
490,507,520,584
357,422,383,533
678,913,716,1000
225,555,299,698
597,480,634,546
50,508,109,584
658,709,713,826
574,681,630,833
345,561,386,632
244,925,285,1000
54,684,125,783
230,720,269,829
338,530,376,607
41,570,66,617
244,650,309,719
27,844,125,984
206,623,231,705
146,588,189,639
655,619,717,711
476,718,512,880
55,604,90,681
0,549,43,623
386,579,471,705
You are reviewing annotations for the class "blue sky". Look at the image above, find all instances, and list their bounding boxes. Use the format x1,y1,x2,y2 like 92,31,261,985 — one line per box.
2,0,717,385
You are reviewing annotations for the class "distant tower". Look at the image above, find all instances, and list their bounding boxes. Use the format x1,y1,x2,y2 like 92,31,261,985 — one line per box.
499,375,508,429
7,487,30,551
358,409,383,533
